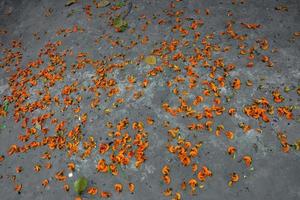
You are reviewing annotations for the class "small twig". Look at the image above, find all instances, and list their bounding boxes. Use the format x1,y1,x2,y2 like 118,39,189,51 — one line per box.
122,1,132,20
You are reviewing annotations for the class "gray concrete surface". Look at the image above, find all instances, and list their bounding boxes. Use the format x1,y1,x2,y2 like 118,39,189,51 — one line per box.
0,0,300,200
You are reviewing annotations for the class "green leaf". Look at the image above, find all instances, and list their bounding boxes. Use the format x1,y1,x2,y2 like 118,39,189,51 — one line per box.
113,16,128,32
284,86,290,93
67,9,80,17
42,78,48,83
74,177,88,195
115,2,126,7
56,131,64,137
3,100,9,112
35,123,41,130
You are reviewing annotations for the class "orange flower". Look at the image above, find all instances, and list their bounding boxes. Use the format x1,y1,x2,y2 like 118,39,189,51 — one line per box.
197,166,212,182
100,191,111,198
281,144,290,153
0,155,4,162
277,132,290,153
260,39,269,50
227,146,236,156
197,171,206,182
232,78,241,90
42,179,49,187
114,183,123,192
99,143,110,154
181,181,186,190
109,164,118,176
87,187,98,195
243,155,252,167
164,188,172,196
67,162,75,171
228,173,239,186
128,183,135,193
162,165,170,175
45,162,52,169
8,144,18,155
261,55,269,62
15,184,22,193
225,131,234,140
193,96,203,106
168,127,179,138
16,166,22,173
277,107,293,120
272,90,284,103
188,179,198,188
146,117,154,125
228,108,236,116
173,192,181,200
55,170,66,181
163,175,171,185
231,173,239,182
189,147,198,157
97,159,109,173
179,155,191,166
202,166,212,176
241,22,261,29
242,124,251,133
34,164,41,172
192,163,198,172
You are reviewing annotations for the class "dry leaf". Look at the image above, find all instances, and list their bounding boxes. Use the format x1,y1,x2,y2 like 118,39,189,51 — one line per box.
65,0,77,7
144,56,156,65
97,0,110,8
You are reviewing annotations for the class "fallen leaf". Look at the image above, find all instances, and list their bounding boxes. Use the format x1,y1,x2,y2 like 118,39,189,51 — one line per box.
294,139,300,150
44,8,53,17
144,55,156,65
294,32,300,37
4,7,13,16
65,0,77,7
97,0,110,8
275,5,288,11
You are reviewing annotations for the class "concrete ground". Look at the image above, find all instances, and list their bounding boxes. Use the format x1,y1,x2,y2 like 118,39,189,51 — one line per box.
0,0,299,199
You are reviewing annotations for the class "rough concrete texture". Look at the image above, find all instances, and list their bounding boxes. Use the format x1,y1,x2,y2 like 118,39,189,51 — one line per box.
0,0,300,200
